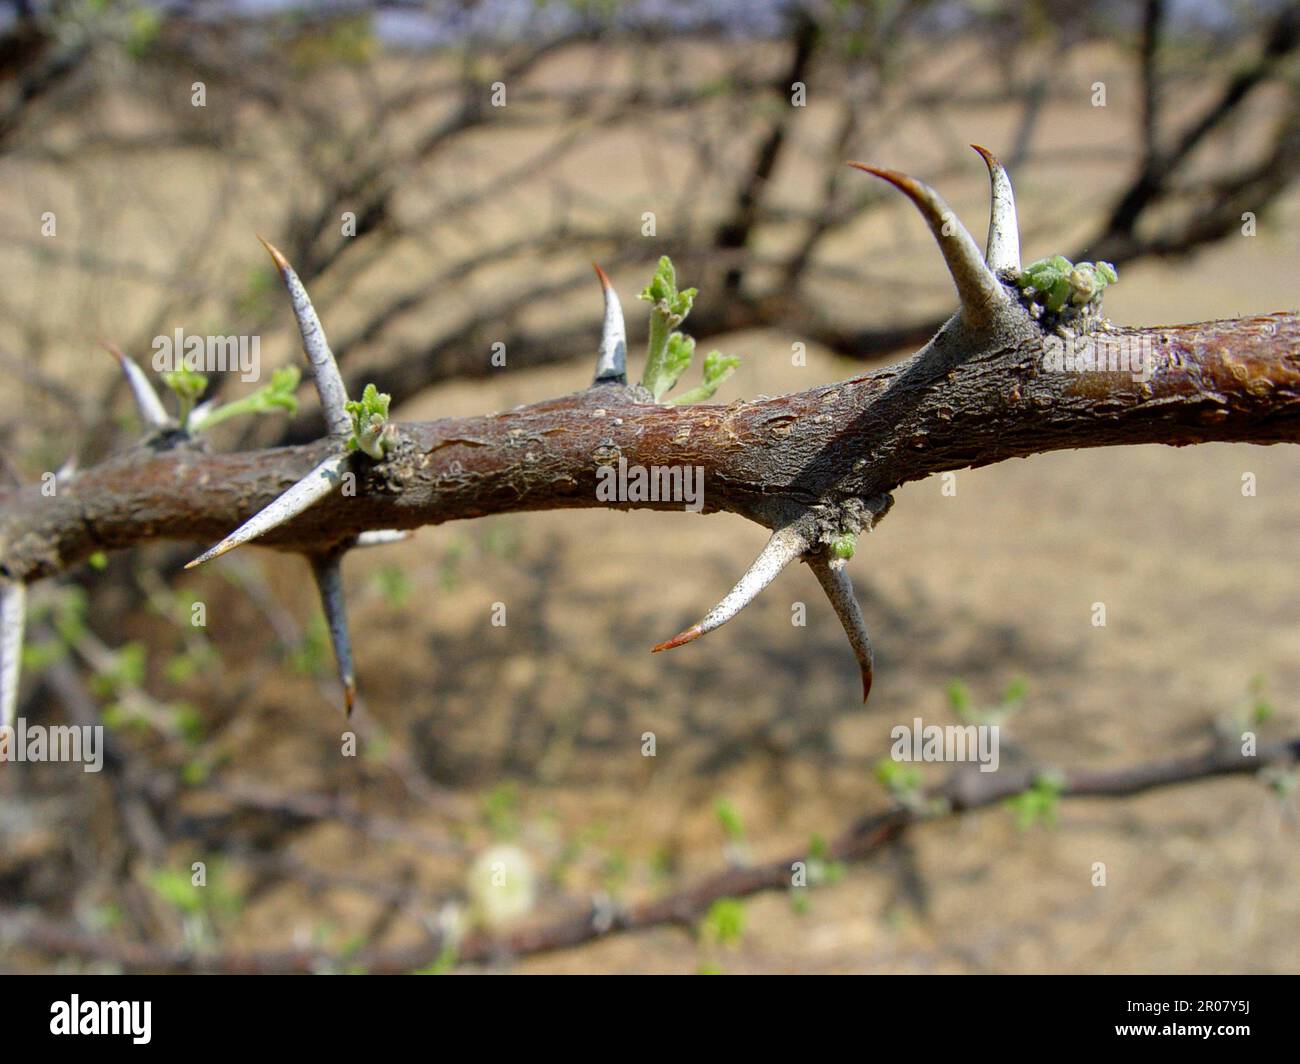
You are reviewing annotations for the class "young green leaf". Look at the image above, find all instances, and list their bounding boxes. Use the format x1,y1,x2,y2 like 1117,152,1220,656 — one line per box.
660,333,696,396
191,366,301,432
345,382,394,459
161,367,208,425
638,256,698,401
828,532,856,561
667,350,741,406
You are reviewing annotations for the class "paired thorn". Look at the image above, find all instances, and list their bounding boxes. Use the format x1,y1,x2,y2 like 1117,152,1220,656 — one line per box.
592,263,627,385
355,529,413,548
807,554,874,704
970,144,1021,276
104,342,169,429
184,451,351,569
257,236,352,437
847,162,1009,328
652,525,809,652
311,553,356,716
1,581,26,731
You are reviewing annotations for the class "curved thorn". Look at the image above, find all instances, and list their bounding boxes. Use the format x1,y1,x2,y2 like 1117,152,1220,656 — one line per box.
592,262,627,385
846,162,1008,327
184,451,350,569
355,529,413,548
257,236,351,437
807,555,874,704
311,554,356,716
652,525,809,652
104,342,169,429
971,144,1021,276
1,581,26,731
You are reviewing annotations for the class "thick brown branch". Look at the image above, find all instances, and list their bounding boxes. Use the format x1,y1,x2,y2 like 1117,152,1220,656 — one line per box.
2,312,1296,582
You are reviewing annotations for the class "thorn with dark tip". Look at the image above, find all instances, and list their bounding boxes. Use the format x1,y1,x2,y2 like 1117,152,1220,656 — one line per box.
104,342,169,429
847,162,1009,329
970,144,1021,276
807,553,874,703
652,525,809,652
1,580,26,731
311,553,356,716
184,451,350,569
257,236,352,437
592,263,627,385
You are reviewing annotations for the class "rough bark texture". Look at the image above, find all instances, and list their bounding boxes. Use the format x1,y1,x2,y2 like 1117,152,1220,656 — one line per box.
1,309,1296,583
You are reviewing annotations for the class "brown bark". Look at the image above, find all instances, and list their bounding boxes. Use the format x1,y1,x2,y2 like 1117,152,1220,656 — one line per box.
1,311,1296,583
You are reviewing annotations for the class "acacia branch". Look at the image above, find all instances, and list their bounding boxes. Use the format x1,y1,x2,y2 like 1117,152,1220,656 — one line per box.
2,309,1295,582
0,152,1296,713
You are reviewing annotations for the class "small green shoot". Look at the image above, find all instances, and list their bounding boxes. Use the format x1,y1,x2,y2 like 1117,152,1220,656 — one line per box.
1016,256,1118,315
639,256,697,400
1005,771,1065,829
713,797,746,843
191,366,301,432
668,350,742,406
829,532,856,561
700,898,745,948
874,757,922,799
161,366,208,426
345,383,394,458
637,256,739,403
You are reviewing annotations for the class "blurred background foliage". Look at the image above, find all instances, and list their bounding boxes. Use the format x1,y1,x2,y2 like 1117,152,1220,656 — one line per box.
0,0,1297,973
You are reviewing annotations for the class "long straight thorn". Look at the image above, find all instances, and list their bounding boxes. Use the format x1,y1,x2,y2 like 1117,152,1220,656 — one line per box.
184,451,350,569
971,144,1021,276
592,263,627,385
807,554,875,703
257,237,352,437
311,553,356,716
104,342,169,429
652,525,809,652
1,581,26,731
847,162,1009,328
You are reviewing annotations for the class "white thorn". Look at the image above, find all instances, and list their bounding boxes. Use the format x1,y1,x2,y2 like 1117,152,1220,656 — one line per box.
355,529,413,547
653,525,809,651
184,451,350,569
190,399,217,426
106,344,169,429
1,580,26,731
807,554,875,703
848,163,1009,328
258,237,352,437
311,554,356,716
971,145,1021,276
592,263,627,384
